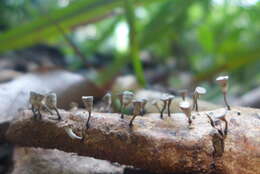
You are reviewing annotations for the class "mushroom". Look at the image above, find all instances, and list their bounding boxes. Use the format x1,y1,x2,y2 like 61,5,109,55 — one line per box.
129,100,142,127
192,86,207,112
29,91,46,119
58,120,82,140
179,101,192,125
118,91,134,119
102,92,112,112
45,92,61,120
216,76,231,110
179,89,188,101
166,95,175,117
208,109,228,136
82,96,93,129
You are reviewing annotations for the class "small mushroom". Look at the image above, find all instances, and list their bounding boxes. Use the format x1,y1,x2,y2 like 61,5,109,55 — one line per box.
179,89,188,101
216,76,231,110
140,98,148,116
29,91,45,119
102,92,112,112
192,86,207,112
179,101,192,126
129,100,142,127
65,127,83,140
45,92,61,120
58,121,82,140
208,109,228,136
118,91,134,119
82,96,93,129
166,95,175,117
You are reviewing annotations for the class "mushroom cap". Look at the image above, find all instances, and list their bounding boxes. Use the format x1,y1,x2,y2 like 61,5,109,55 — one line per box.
45,92,57,107
122,91,134,104
214,109,227,120
122,90,134,96
179,101,190,109
208,108,227,121
82,96,94,102
103,93,112,103
216,76,229,84
195,86,207,95
104,92,112,98
160,94,169,101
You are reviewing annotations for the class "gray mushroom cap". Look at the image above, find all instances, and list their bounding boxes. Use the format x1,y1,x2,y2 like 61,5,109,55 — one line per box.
195,86,207,95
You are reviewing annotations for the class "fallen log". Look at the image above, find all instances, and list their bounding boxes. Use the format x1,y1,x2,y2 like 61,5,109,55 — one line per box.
5,107,260,174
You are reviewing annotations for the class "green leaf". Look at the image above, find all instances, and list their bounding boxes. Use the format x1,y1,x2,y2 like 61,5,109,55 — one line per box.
0,0,162,53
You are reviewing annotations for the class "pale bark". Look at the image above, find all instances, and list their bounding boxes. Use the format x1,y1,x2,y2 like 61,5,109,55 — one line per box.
5,107,260,174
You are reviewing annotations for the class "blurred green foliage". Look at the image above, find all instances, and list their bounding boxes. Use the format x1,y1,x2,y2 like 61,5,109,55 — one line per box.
0,0,259,94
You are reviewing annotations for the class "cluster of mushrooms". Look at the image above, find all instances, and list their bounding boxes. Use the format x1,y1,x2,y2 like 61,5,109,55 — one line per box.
29,75,230,142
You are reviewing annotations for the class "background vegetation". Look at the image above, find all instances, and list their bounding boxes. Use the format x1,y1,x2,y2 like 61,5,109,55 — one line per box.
0,0,260,102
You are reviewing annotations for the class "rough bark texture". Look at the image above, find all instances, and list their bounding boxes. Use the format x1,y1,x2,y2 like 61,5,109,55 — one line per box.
5,107,260,174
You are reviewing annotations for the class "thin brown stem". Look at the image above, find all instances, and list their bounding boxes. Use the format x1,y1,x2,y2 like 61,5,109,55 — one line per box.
167,100,172,117
223,92,231,110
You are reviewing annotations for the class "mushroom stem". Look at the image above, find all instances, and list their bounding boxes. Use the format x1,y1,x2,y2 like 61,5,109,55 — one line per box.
86,111,91,129
223,92,231,110
54,108,61,120
129,114,137,127
31,106,37,118
167,100,172,117
223,118,228,137
120,104,125,119
160,101,167,119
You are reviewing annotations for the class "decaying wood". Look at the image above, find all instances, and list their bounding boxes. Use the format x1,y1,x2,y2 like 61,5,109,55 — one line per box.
5,107,260,174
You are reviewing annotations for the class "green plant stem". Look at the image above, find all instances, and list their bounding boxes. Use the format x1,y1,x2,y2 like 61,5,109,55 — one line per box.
124,0,146,87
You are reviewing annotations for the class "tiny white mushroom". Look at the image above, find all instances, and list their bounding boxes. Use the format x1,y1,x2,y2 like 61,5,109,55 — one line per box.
207,108,228,137
65,127,83,140
58,121,83,140
192,86,207,112
179,101,192,125
102,92,112,112
118,91,134,119
45,92,61,120
129,99,142,127
216,76,230,110
29,91,45,119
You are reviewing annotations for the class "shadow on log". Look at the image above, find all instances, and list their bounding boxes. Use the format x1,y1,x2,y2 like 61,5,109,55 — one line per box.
5,107,260,174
